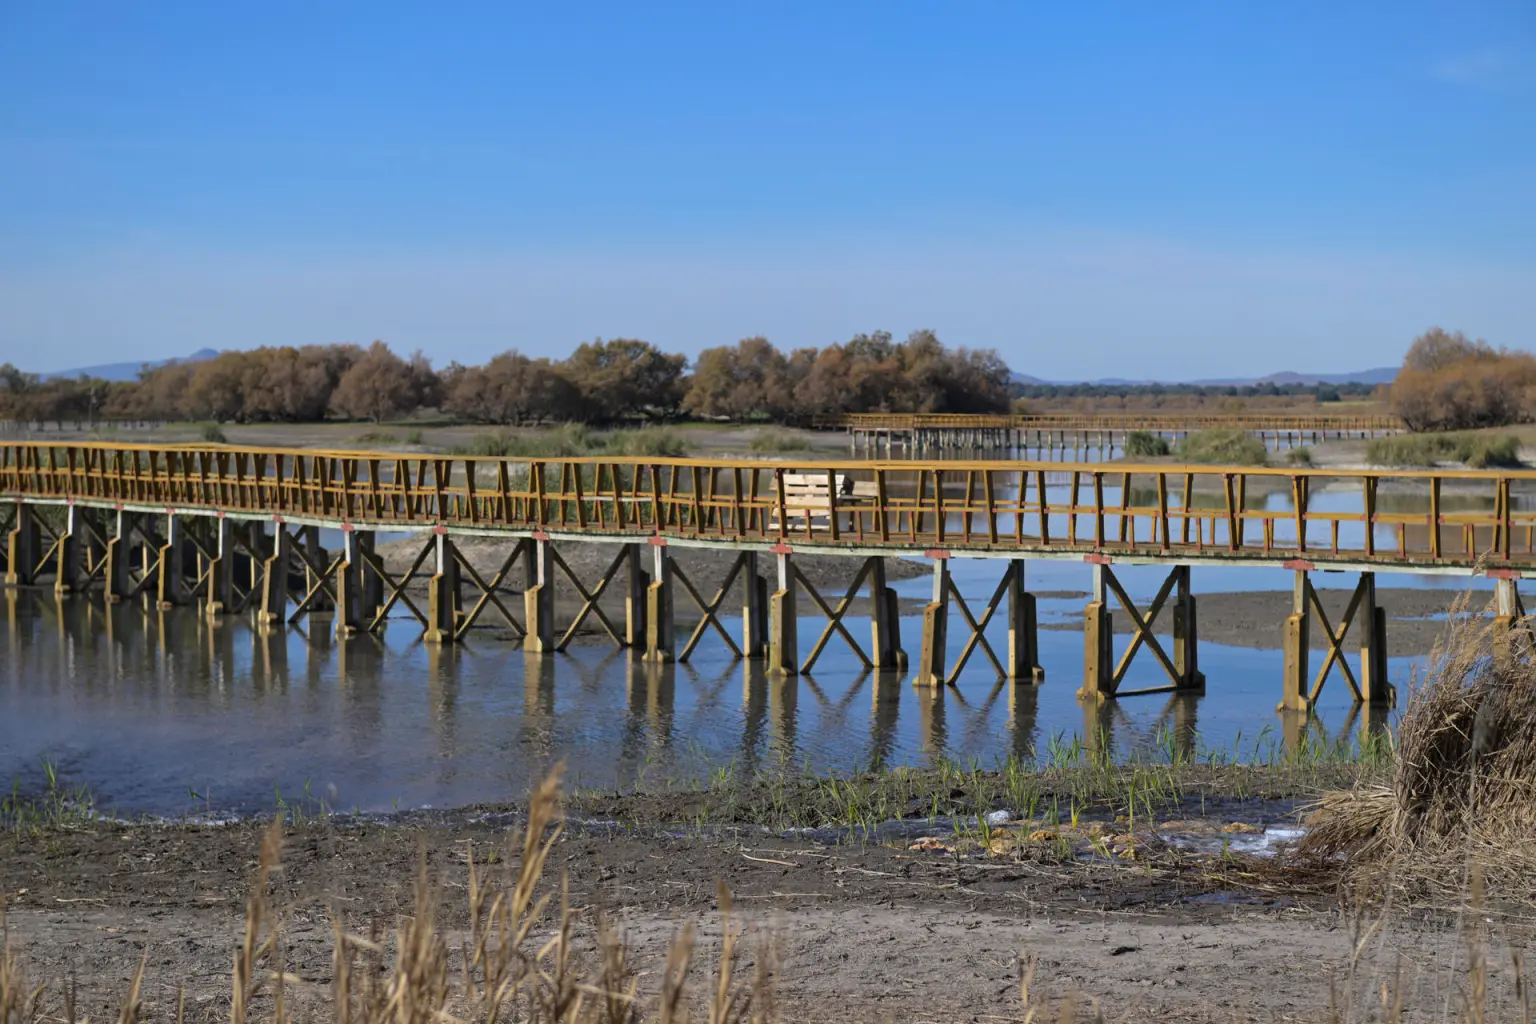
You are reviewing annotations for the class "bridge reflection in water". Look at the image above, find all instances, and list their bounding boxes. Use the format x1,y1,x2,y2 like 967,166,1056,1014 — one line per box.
1,586,1394,818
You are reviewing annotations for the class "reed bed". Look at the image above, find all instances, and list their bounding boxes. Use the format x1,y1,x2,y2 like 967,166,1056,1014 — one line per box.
1298,590,1536,904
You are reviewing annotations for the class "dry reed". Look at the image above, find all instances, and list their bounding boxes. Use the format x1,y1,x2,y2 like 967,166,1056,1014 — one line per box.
1297,588,1536,903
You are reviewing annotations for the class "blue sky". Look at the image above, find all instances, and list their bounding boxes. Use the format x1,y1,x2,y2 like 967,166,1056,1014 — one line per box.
1,2,1531,379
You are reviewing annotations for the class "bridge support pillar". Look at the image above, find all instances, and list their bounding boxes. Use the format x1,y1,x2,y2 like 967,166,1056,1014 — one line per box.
335,527,366,636
644,539,673,662
425,532,461,644
155,513,184,609
1079,563,1113,702
1172,565,1204,691
1359,572,1392,705
103,510,134,603
523,536,555,653
768,548,797,675
868,556,905,672
624,543,648,650
742,551,767,659
1281,569,1311,711
54,505,83,594
301,526,333,613
5,502,38,586
258,523,291,630
1007,559,1044,684
204,516,234,617
914,557,949,687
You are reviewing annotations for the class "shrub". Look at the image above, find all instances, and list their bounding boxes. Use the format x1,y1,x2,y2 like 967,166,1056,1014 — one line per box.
404,429,424,445
604,426,690,457
449,423,688,459
1174,429,1267,465
1122,430,1170,458
200,423,228,444
749,427,812,452
354,430,399,444
1366,432,1522,468
1286,447,1314,466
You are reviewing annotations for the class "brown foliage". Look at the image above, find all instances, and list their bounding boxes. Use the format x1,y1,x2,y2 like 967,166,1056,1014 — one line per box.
330,342,437,424
1390,327,1536,431
562,338,688,422
443,351,583,425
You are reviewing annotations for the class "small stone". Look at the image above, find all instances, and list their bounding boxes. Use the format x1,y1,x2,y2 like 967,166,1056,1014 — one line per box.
909,836,954,853
1222,822,1261,834
1027,829,1058,843
987,832,1018,856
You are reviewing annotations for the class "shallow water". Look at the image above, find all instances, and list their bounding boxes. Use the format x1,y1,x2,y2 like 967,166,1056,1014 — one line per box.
0,557,1422,819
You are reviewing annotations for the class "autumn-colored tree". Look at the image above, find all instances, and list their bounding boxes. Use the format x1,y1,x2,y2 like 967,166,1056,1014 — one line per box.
683,336,796,421
330,341,423,423
561,338,687,421
444,350,582,424
1390,327,1536,431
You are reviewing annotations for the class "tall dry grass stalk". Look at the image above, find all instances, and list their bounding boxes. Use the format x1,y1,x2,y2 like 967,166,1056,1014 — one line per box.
1299,588,1536,902
1,764,770,1024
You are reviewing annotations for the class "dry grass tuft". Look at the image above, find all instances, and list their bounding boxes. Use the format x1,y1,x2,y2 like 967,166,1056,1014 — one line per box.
1298,588,1536,901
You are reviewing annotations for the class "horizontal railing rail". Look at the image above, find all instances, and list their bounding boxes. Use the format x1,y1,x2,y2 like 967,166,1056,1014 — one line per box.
813,412,1405,432
0,441,1524,569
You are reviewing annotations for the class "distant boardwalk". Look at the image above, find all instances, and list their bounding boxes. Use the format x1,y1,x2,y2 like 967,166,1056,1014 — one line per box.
814,412,1404,451
0,440,1522,713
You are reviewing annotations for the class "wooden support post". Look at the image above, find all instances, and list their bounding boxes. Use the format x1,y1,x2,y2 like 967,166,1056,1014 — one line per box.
868,556,902,670
358,530,384,617
301,526,333,612
915,557,949,687
523,536,555,653
104,510,133,603
1358,571,1393,705
156,513,184,609
1494,576,1520,633
625,542,648,650
5,503,37,586
1172,565,1204,690
425,532,461,644
54,504,82,594
1078,562,1113,702
205,516,234,617
644,540,674,662
335,528,365,636
1006,558,1044,684
768,547,798,675
742,550,766,659
1280,569,1311,711
258,524,292,629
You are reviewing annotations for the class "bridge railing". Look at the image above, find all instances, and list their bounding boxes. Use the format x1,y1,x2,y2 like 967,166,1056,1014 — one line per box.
813,412,1405,432
0,441,1526,568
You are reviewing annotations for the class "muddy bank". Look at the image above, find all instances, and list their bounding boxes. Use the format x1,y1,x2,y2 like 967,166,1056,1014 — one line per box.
0,814,1513,1022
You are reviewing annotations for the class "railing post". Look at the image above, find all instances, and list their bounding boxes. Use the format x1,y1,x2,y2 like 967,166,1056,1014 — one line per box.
4,502,37,586
1280,568,1311,712
523,535,555,653
644,539,674,663
1078,561,1113,702
742,550,766,659
1172,565,1204,690
915,557,949,687
1006,559,1044,684
768,545,797,675
1359,571,1393,705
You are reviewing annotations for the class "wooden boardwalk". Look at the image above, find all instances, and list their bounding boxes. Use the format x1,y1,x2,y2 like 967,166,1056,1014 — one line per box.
0,441,1524,710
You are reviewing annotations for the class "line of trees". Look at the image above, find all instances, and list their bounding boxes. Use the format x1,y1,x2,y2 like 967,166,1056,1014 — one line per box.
1389,328,1536,432
0,330,1012,428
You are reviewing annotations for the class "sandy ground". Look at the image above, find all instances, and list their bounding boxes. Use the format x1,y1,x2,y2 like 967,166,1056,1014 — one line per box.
0,820,1520,1022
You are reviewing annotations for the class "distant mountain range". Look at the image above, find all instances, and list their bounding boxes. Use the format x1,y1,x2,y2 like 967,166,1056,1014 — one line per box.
1012,367,1397,387
42,348,219,381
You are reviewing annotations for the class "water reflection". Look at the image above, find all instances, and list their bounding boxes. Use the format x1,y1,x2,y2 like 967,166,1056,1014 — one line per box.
0,590,1408,818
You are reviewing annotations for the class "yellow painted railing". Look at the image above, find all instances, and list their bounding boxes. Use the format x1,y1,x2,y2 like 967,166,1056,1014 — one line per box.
0,442,1525,568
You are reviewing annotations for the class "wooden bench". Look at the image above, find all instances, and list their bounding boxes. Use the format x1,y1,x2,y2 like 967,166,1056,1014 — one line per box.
771,473,877,530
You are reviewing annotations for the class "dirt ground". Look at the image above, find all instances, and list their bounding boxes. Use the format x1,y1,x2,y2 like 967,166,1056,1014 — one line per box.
0,819,1518,1022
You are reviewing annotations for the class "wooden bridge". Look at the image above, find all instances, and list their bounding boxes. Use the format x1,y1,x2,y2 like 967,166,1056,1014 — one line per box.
814,412,1405,452
0,441,1524,714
